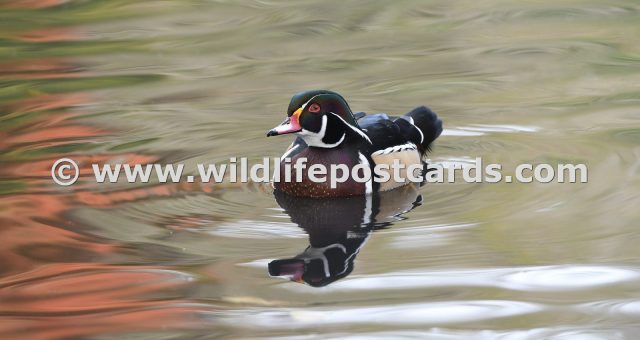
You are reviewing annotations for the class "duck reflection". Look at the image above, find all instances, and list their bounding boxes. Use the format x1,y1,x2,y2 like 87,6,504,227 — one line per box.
269,184,423,287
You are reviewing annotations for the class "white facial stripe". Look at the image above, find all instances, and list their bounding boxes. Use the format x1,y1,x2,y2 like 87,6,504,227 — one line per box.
300,94,321,111
358,152,373,195
329,112,372,144
298,115,345,148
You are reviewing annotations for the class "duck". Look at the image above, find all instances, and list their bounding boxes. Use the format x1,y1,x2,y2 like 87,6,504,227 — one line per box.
267,90,442,197
269,184,423,286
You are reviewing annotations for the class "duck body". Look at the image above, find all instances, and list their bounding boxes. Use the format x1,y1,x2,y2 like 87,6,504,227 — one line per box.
267,90,442,198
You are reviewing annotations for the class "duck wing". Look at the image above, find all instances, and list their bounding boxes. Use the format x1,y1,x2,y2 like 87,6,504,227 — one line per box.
356,106,442,155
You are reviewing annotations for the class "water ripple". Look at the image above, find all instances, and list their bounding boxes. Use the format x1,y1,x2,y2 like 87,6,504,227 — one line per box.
216,300,543,328
2,0,640,338
323,265,640,292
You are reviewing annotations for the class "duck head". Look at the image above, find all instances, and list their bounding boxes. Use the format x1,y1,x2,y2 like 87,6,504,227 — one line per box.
267,90,368,148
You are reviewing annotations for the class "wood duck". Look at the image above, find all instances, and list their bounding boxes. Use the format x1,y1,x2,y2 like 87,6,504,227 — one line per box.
267,90,443,197
269,184,422,287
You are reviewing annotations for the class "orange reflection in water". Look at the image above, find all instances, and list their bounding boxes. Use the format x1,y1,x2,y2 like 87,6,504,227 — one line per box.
0,37,213,337
0,263,208,338
15,27,84,43
0,59,86,80
0,123,211,337
0,0,66,10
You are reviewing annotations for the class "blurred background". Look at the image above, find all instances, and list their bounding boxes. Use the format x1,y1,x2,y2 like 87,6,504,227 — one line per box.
1,0,639,338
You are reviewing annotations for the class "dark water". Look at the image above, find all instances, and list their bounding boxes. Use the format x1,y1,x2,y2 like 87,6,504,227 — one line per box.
1,1,640,338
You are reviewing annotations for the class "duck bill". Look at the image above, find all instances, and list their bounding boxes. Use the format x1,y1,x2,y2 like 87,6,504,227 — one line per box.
267,109,302,136
268,259,305,282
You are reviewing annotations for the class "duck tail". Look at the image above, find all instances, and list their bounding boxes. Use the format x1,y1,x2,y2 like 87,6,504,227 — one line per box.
396,106,443,154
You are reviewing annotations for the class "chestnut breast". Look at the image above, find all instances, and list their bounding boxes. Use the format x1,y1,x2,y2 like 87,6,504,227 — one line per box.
274,146,366,197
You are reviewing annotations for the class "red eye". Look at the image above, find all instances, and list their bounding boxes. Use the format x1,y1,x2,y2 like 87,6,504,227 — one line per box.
308,103,321,113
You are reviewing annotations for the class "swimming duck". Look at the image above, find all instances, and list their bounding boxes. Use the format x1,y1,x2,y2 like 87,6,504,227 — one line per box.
267,90,442,197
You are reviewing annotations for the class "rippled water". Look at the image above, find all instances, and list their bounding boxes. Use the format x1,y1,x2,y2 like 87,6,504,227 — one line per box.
1,1,640,338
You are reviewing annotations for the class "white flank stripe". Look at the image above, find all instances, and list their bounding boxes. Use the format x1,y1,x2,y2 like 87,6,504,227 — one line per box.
371,142,417,156
362,194,372,225
358,152,373,195
358,150,373,225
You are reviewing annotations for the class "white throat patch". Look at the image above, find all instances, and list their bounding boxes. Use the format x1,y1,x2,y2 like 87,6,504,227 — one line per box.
298,115,345,148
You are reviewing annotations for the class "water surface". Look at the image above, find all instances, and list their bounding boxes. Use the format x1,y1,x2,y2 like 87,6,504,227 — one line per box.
1,1,640,338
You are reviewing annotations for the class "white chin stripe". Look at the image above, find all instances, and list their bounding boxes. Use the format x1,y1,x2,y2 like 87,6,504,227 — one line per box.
298,115,345,148
371,142,417,156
